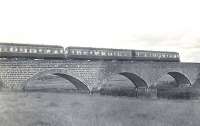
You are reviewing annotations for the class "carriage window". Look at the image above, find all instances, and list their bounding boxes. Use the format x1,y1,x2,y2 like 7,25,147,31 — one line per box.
101,51,106,56
54,50,58,54
30,49,37,53
108,52,112,56
94,50,100,55
38,49,43,53
46,49,51,54
14,47,18,52
33,49,37,53
83,51,88,55
60,49,64,54
76,50,82,55
19,48,24,52
89,51,93,55
9,47,14,52
71,50,75,54
24,49,28,53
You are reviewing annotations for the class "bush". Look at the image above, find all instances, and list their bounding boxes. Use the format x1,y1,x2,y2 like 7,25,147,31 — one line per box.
100,87,137,97
157,87,200,99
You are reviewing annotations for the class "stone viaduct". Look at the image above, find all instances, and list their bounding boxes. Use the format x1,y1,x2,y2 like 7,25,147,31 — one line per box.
0,59,200,93
0,59,200,91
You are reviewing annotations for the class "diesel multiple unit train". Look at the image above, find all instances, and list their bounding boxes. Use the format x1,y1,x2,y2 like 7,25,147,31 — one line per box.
0,43,180,62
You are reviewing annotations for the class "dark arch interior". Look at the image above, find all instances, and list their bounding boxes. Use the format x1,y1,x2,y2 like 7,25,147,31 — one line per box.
53,73,89,91
119,72,148,88
157,72,191,88
168,72,191,87
24,73,89,92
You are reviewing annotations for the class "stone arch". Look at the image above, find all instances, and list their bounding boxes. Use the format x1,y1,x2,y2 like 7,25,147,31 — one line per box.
168,72,191,86
102,72,148,88
156,71,191,87
100,72,148,97
119,72,148,88
53,73,89,91
23,70,90,92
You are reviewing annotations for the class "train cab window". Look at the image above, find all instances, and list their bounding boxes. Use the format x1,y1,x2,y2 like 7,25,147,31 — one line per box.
0,47,2,52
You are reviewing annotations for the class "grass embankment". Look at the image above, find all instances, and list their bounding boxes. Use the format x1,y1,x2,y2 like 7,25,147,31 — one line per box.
0,92,200,126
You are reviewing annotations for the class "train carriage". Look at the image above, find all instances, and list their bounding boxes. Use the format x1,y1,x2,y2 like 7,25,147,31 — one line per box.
0,43,65,59
0,43,180,62
132,50,180,62
65,46,180,62
65,46,132,60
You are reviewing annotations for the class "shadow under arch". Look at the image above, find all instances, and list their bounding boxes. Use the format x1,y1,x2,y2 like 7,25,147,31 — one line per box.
53,73,89,91
167,72,191,87
155,71,191,89
119,72,148,88
23,71,90,93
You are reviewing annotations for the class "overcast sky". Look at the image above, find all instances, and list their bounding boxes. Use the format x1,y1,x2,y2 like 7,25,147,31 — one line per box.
0,0,200,62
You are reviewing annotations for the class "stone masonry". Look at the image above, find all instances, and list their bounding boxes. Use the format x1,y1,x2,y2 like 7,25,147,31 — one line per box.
0,59,200,92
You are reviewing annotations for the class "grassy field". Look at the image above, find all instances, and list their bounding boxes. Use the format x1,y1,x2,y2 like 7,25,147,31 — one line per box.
0,92,200,126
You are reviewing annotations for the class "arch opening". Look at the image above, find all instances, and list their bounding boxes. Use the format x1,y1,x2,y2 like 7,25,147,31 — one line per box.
156,72,191,88
156,72,192,99
24,72,89,93
167,72,191,87
100,72,148,97
119,72,148,88
53,73,89,91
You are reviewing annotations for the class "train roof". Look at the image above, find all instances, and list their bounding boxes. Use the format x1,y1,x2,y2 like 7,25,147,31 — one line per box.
0,42,63,48
65,46,179,54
